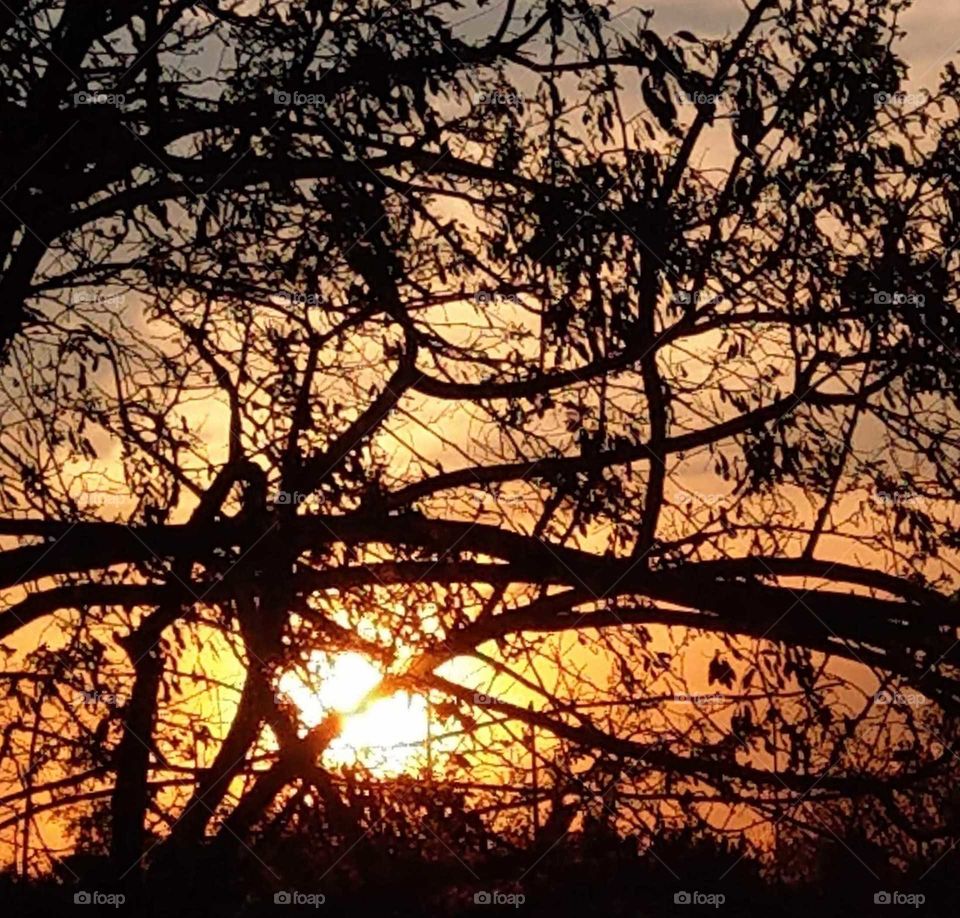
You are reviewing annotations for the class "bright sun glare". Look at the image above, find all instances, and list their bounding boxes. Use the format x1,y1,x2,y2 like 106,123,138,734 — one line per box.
276,651,430,775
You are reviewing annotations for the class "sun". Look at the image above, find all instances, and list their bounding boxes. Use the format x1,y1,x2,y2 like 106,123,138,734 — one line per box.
276,651,431,775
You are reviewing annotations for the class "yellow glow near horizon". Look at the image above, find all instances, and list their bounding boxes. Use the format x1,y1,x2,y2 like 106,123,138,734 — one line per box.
277,651,430,775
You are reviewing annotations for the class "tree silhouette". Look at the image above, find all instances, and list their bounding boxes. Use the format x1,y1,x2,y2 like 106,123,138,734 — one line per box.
1,0,960,908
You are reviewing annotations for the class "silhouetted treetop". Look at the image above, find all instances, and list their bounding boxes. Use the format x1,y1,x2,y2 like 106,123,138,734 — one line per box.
0,0,959,896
